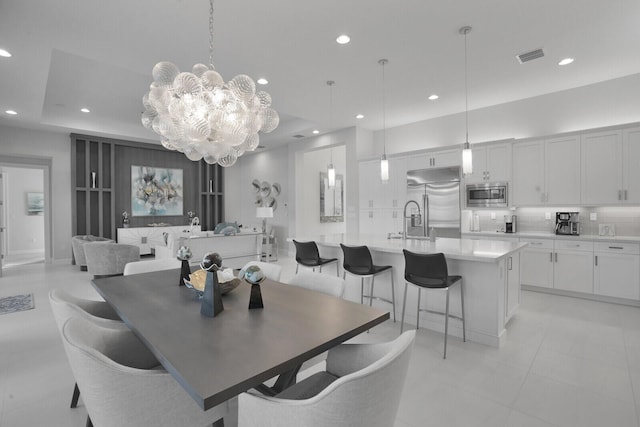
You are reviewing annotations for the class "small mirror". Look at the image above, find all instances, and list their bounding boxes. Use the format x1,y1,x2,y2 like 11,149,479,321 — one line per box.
320,172,344,223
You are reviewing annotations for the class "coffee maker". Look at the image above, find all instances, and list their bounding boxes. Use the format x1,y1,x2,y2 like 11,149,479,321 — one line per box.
504,215,517,233
555,212,580,235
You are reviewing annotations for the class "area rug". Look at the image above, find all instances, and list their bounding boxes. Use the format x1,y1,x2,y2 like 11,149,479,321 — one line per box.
0,293,35,315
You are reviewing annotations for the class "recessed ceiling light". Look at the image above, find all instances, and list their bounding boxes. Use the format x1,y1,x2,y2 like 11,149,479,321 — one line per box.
558,57,574,66
5,110,17,115
428,94,439,100
336,34,351,45
257,78,268,85
355,114,364,119
0,49,11,58
80,108,91,113
312,129,320,134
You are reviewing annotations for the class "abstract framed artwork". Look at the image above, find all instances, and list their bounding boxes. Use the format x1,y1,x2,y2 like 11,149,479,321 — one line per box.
26,192,44,216
131,165,183,216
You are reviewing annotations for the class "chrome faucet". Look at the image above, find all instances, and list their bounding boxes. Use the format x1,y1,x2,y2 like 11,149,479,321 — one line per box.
403,200,422,239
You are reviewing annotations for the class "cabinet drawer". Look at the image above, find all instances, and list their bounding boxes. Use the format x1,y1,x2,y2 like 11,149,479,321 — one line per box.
594,242,640,255
554,240,594,252
520,238,553,250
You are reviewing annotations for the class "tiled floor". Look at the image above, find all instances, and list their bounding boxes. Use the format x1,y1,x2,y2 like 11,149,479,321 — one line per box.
1,255,640,426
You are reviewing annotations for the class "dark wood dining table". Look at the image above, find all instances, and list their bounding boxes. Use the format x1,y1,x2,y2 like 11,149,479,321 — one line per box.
91,269,389,410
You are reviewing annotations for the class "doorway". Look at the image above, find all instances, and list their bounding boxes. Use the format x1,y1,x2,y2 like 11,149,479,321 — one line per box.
0,156,52,274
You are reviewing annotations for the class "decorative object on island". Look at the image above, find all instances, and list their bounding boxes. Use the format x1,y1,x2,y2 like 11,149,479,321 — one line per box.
239,264,266,309
131,165,183,216
176,245,193,287
326,80,336,188
121,211,129,228
199,252,224,317
141,0,279,167
256,207,273,234
460,26,473,176
187,210,195,224
378,59,389,183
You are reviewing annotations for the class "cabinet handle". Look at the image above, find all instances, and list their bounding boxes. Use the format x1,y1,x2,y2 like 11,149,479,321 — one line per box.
369,211,373,218
608,246,624,250
508,256,513,270
595,255,598,266
530,242,543,245
554,252,558,263
550,252,553,262
619,190,622,200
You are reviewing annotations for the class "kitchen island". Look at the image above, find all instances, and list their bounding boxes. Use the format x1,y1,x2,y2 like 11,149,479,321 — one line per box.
291,234,527,347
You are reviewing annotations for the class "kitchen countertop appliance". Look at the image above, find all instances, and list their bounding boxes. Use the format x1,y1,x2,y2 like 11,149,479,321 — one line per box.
405,167,461,238
504,215,517,233
466,182,508,208
555,212,580,235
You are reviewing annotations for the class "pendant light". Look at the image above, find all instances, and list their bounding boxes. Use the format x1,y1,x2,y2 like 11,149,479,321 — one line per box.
326,80,336,188
379,59,389,182
460,26,473,175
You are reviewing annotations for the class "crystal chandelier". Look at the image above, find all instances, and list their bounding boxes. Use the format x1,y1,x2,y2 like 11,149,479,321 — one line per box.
460,26,473,175
379,59,389,182
141,0,279,167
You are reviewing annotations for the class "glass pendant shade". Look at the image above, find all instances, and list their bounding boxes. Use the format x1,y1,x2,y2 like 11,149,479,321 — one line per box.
462,142,473,175
327,163,336,188
141,0,278,167
380,154,389,182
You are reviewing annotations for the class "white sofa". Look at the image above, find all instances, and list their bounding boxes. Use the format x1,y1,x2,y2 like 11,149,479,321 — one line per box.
155,231,262,269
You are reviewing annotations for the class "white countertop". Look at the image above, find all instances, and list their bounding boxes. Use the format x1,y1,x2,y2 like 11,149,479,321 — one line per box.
462,231,640,243
293,233,527,263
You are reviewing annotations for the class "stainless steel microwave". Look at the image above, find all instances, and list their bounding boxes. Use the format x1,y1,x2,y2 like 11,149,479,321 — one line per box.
466,183,508,208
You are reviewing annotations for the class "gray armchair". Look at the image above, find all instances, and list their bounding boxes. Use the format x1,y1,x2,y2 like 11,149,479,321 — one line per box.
71,235,114,271
61,316,234,427
238,330,415,427
84,242,140,278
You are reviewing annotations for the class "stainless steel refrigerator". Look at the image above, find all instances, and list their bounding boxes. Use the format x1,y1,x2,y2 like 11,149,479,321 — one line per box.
405,167,461,238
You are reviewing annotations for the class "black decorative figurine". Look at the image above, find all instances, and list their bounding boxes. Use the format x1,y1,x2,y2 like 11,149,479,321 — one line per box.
200,252,224,317
239,264,266,309
176,246,193,287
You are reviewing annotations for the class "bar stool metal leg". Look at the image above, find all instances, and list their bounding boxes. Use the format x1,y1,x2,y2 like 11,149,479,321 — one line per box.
400,282,408,333
444,287,450,359
336,262,339,277
369,276,375,307
295,264,299,274
416,288,422,330
390,271,396,322
460,281,466,342
360,277,364,305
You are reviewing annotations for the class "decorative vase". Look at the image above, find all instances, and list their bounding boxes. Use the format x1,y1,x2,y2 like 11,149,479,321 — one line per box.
201,270,224,317
179,259,190,287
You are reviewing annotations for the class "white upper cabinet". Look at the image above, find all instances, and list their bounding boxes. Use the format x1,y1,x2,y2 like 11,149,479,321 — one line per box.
385,156,407,209
430,148,461,168
512,136,580,206
358,160,378,209
512,140,545,205
623,127,640,204
406,154,429,171
581,130,623,205
545,135,581,205
464,143,511,184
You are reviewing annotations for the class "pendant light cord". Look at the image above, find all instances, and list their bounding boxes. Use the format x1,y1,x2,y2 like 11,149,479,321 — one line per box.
379,59,388,156
462,27,470,145
209,0,215,67
327,80,335,159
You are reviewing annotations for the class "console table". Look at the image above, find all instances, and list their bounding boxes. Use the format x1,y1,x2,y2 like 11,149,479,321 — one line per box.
117,225,201,255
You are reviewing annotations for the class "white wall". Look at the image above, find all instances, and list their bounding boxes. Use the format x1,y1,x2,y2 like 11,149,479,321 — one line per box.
363,72,640,159
3,167,44,254
0,125,71,261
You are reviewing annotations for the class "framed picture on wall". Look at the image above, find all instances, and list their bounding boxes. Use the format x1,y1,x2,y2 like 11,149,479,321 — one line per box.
131,165,183,216
26,192,44,216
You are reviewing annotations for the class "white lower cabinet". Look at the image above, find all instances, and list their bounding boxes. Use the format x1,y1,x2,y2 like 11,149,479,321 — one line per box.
520,239,554,288
594,242,640,300
553,243,594,294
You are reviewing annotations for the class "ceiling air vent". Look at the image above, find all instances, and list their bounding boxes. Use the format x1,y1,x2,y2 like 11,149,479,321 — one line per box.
516,48,545,64
292,134,305,139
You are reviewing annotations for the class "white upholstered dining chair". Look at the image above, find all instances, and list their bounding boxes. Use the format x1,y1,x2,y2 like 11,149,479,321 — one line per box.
123,258,181,275
286,271,346,298
238,330,415,427
61,316,235,427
